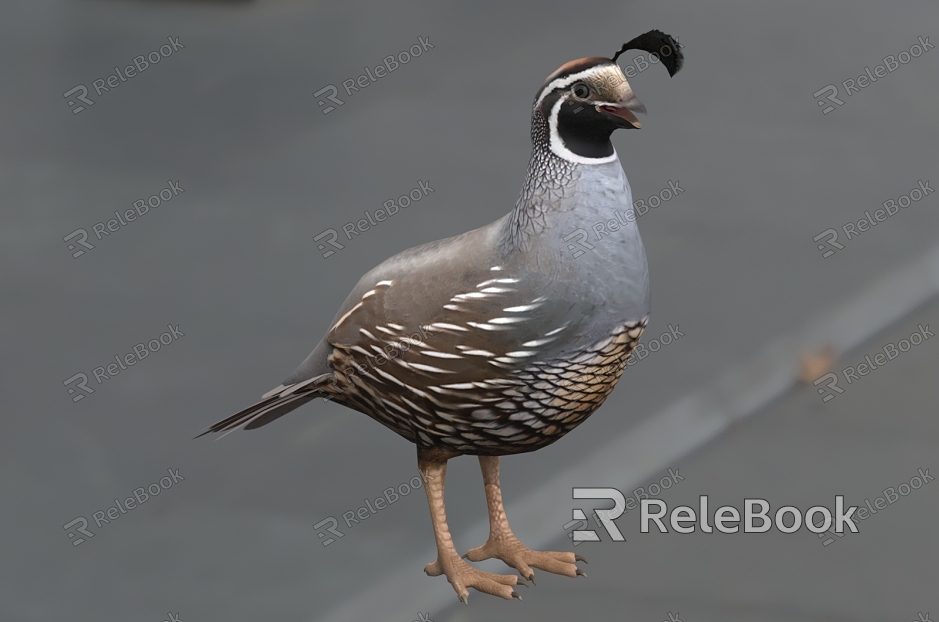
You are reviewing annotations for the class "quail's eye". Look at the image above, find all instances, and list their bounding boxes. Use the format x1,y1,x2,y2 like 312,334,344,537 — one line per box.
571,82,591,99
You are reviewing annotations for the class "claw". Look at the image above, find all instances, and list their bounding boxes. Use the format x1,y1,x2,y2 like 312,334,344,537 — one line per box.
459,593,469,605
575,554,588,564
576,568,587,578
511,591,522,600
527,572,536,586
516,577,530,587
461,553,468,559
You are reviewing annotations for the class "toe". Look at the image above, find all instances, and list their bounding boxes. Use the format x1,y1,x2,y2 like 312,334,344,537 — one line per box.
506,559,535,583
527,555,578,578
435,556,520,601
480,569,519,586
469,577,518,600
540,550,577,564
464,544,490,562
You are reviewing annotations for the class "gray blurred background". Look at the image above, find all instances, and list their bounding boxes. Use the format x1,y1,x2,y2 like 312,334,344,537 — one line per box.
2,0,937,620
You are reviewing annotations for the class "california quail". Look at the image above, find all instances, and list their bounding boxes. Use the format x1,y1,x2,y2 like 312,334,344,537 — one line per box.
201,30,683,603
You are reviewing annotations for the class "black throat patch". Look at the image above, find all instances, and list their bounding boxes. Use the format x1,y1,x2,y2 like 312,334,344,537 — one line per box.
541,90,619,159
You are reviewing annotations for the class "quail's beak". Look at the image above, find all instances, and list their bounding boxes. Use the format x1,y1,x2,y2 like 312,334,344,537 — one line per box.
597,96,646,129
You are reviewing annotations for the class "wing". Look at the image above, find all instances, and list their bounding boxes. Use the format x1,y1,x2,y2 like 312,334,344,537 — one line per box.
325,246,582,392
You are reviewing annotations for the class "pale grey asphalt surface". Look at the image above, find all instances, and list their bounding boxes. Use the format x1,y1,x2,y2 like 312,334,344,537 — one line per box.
434,296,939,622
1,1,937,621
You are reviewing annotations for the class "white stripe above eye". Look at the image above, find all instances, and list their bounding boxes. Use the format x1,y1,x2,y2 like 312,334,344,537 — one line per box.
534,64,612,108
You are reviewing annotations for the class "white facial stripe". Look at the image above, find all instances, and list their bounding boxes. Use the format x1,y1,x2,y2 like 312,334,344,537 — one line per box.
548,98,618,165
534,65,612,109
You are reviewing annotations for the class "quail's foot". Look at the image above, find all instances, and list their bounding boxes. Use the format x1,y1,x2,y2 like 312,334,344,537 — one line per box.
425,551,522,603
464,535,586,584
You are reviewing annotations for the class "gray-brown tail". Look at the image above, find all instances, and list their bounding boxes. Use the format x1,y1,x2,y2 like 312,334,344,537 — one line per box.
195,374,332,438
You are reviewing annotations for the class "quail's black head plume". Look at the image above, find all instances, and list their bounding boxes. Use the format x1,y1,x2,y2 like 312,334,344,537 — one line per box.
201,31,684,605
611,29,684,77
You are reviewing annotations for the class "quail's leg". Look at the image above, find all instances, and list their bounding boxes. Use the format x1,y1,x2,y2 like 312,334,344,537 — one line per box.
419,456,522,604
464,455,586,584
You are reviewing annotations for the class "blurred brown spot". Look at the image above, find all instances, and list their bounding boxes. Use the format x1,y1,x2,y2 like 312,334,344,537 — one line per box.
799,345,836,383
